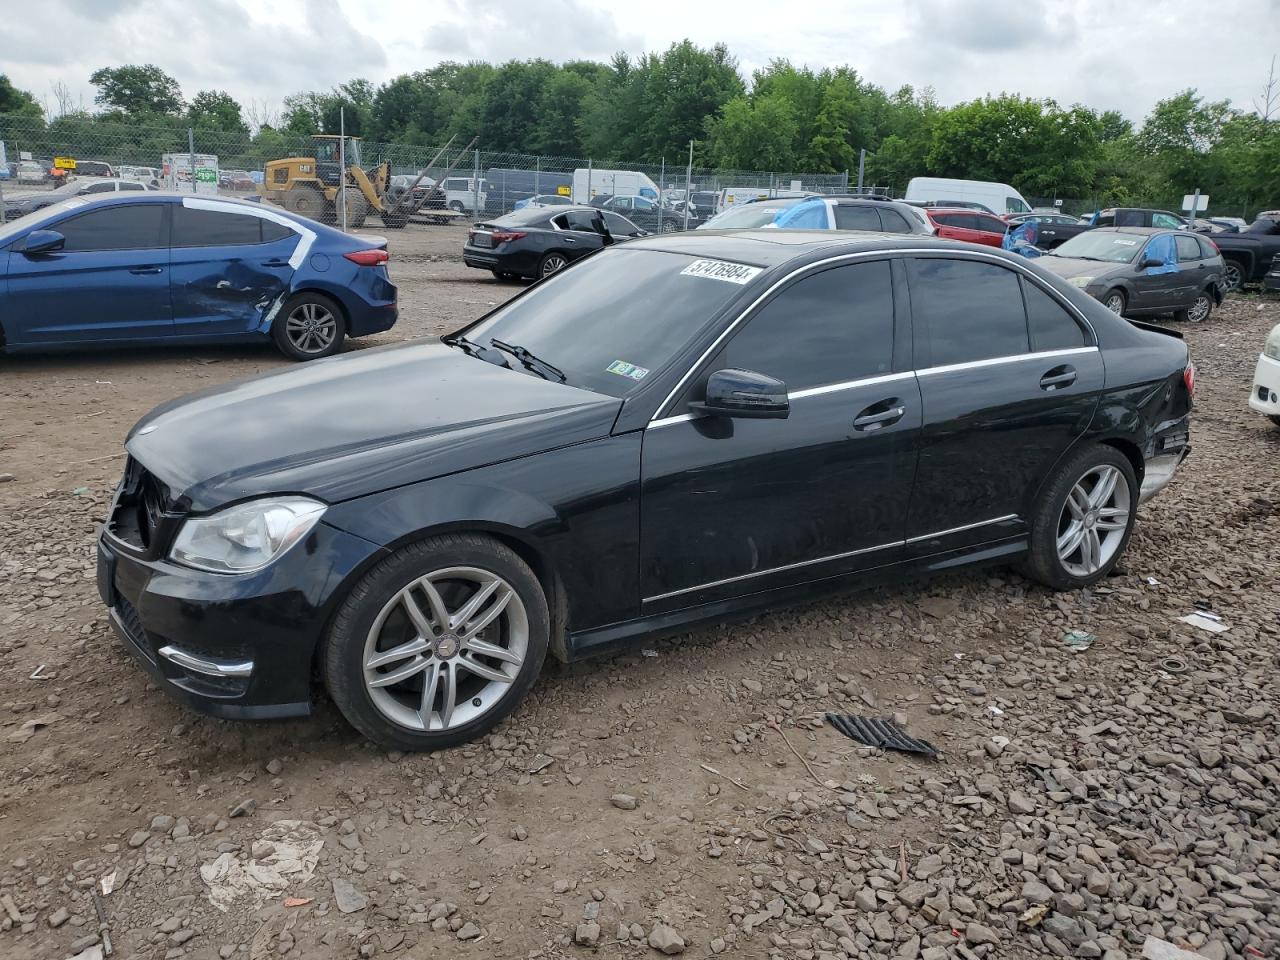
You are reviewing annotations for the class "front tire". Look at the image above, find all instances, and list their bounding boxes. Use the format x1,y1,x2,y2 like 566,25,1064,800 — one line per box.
1102,289,1126,316
1022,444,1138,590
271,291,346,361
1220,260,1246,293
323,534,549,751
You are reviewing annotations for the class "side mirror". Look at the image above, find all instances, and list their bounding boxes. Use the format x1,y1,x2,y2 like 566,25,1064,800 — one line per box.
1140,257,1165,269
689,368,789,420
20,229,65,255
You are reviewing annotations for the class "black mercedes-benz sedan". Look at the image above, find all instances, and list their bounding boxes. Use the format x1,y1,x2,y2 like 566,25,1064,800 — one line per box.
98,231,1194,750
462,205,646,281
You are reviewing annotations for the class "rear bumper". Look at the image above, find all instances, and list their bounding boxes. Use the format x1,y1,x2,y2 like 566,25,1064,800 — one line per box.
1139,447,1190,504
1249,352,1280,416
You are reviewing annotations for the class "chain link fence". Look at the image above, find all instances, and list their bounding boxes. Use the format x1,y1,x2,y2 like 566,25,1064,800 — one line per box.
0,114,853,228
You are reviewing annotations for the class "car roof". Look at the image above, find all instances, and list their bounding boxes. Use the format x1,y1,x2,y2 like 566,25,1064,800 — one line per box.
1089,226,1170,236
624,229,993,268
925,207,1000,216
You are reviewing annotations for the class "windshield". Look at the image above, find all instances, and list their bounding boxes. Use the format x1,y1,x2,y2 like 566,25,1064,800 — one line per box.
462,249,756,398
701,201,798,230
1052,231,1143,263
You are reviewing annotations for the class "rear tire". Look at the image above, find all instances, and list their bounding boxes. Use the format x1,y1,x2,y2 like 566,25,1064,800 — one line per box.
271,291,346,361
282,187,327,222
1175,291,1213,323
538,252,569,278
1102,289,1126,316
1269,416,1280,429
322,534,549,751
1021,444,1138,591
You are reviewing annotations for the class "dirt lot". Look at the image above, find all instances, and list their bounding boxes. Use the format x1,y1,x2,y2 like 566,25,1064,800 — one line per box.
1,225,1277,960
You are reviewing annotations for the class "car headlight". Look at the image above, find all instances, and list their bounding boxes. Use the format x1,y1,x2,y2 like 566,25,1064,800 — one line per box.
1265,324,1280,361
170,496,326,573
1067,276,1095,288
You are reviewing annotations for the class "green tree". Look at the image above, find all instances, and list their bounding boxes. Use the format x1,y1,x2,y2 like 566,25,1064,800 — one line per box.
188,90,247,133
89,64,184,117
706,94,798,169
0,74,43,119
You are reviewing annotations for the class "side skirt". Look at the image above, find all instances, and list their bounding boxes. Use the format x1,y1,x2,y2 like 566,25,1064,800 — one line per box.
565,535,1028,662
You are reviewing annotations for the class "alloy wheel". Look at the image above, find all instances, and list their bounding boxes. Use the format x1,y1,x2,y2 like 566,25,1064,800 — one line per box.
1186,294,1211,322
285,302,338,355
1104,293,1125,315
362,566,528,733
1056,464,1131,578
541,254,567,277
1220,262,1243,292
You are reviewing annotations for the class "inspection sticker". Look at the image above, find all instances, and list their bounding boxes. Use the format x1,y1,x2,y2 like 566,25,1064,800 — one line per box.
680,258,763,284
1113,239,1138,246
606,360,650,381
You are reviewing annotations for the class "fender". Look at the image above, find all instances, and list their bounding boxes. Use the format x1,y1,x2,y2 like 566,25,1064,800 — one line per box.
320,432,643,636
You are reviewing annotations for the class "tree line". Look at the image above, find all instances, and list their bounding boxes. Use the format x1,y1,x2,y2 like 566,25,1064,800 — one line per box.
2,44,1277,213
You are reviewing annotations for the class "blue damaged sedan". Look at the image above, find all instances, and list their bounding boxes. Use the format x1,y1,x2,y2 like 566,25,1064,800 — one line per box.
0,193,397,361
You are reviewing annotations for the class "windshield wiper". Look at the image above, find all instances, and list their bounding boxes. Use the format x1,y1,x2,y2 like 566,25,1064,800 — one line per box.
442,333,510,368
490,339,566,382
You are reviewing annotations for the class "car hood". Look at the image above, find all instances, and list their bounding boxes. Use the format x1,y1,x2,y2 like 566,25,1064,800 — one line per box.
127,340,622,512
1037,256,1130,283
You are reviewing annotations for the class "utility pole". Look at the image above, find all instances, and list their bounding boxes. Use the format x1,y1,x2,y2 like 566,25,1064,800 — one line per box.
339,107,347,232
683,140,693,231
659,158,665,232
857,149,865,192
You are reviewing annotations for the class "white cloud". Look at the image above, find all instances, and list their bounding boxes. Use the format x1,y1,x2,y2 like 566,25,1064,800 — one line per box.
1,0,1276,125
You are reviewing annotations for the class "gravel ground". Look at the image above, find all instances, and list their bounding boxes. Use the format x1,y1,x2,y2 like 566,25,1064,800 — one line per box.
0,227,1277,960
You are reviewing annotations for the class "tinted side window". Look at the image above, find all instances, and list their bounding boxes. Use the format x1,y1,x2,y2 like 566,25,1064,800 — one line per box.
932,213,963,228
603,212,640,235
84,181,116,194
120,182,146,191
58,204,166,252
1094,213,1115,227
912,258,1028,366
1022,278,1087,351
718,261,894,391
974,215,1007,234
173,206,263,246
1175,235,1202,262
832,204,881,231
878,208,913,233
1196,236,1218,258
561,211,596,231
1152,212,1182,228
261,219,295,243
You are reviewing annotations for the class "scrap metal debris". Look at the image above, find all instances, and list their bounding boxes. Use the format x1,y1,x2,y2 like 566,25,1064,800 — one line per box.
1063,630,1096,652
825,714,938,758
1180,611,1229,633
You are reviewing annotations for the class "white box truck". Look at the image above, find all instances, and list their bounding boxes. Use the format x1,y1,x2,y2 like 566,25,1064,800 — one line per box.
573,168,660,204
162,153,219,196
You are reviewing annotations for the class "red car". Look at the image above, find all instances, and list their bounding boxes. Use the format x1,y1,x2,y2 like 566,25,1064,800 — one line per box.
924,208,1008,247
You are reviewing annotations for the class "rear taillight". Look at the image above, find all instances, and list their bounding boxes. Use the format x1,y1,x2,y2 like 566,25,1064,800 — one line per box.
490,230,527,243
1208,239,1220,252
344,249,389,266
1184,362,1196,398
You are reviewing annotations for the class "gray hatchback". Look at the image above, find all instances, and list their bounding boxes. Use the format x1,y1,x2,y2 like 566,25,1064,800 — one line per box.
1038,227,1224,322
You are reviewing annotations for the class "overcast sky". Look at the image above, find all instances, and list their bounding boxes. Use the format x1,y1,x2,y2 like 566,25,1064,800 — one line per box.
4,0,1279,124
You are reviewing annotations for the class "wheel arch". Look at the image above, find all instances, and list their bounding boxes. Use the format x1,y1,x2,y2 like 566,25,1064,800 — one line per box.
1026,430,1146,518
311,519,572,678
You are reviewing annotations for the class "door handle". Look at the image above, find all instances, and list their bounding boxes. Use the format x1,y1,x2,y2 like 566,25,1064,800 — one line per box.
128,266,163,274
262,258,290,267
1040,366,1077,390
853,400,906,431
564,237,577,243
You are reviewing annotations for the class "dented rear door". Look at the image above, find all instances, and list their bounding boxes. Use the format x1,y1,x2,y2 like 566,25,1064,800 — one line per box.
169,203,299,338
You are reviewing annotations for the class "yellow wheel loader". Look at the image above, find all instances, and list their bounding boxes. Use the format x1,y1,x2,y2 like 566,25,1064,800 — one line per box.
260,136,410,230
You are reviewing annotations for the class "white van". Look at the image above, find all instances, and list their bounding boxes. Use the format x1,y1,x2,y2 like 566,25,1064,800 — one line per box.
440,177,488,214
904,177,1032,216
572,168,660,205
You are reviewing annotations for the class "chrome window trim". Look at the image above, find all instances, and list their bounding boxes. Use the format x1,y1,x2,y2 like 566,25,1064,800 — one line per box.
789,370,915,400
917,346,1098,378
649,247,1097,422
641,513,1021,603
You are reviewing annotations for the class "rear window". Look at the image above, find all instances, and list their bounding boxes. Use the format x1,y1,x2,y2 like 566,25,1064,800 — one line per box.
832,204,881,231
878,208,913,233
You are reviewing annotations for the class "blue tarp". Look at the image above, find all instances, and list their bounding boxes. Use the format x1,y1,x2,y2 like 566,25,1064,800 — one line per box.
1143,233,1178,275
771,196,830,229
1002,219,1042,258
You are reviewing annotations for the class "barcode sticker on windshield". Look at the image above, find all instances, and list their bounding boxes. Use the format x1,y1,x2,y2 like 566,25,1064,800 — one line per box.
681,259,763,284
